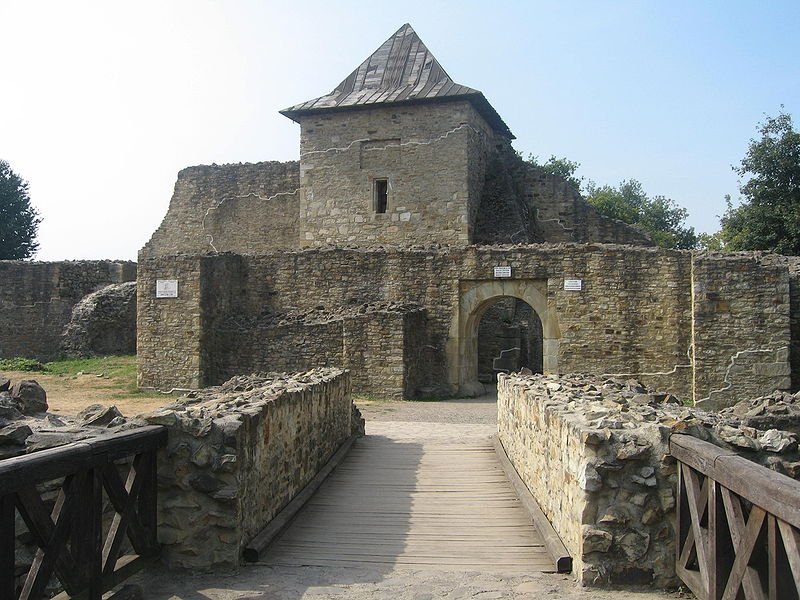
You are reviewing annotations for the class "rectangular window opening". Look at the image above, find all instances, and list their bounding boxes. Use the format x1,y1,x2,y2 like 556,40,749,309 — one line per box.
374,179,388,213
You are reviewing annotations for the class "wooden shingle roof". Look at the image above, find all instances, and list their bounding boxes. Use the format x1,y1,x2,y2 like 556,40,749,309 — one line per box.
281,24,513,139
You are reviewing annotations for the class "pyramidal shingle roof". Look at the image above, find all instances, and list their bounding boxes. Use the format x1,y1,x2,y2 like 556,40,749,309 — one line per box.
281,24,513,139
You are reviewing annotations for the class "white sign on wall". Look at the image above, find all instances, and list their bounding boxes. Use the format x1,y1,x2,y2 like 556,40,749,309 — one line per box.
156,279,178,298
493,266,512,278
564,279,583,291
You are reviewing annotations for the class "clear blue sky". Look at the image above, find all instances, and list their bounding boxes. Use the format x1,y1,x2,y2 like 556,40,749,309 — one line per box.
2,1,798,260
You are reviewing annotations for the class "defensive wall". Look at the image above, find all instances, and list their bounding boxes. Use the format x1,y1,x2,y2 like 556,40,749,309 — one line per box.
5,368,360,584
0,260,137,360
138,245,797,407
497,372,800,587
140,155,648,261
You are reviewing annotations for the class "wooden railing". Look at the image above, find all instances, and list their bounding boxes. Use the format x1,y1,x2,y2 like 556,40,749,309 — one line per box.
0,426,167,600
671,433,800,600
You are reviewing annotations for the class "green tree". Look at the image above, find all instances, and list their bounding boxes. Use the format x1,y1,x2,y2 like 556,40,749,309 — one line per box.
0,160,41,259
525,154,583,191
585,179,697,249
719,110,800,255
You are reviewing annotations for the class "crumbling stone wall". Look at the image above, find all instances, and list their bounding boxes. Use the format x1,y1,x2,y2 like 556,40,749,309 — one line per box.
0,260,137,360
61,281,137,356
144,368,354,569
497,373,800,587
472,150,654,247
138,245,792,403
3,368,358,575
140,161,300,258
210,303,424,399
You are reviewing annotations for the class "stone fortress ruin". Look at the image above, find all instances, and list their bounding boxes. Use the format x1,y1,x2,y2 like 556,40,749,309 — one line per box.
137,23,800,409
5,24,800,597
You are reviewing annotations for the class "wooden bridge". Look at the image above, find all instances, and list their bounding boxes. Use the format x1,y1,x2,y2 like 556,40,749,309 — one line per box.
5,419,800,599
259,425,557,573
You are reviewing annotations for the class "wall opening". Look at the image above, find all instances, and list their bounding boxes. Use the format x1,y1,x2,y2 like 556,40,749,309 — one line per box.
477,297,543,383
373,179,388,213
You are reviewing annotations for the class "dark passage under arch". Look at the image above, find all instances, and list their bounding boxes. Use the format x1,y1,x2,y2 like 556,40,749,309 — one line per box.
477,297,543,383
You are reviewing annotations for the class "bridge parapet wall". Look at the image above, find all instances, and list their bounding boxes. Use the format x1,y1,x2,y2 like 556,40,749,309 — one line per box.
497,372,800,587
143,368,354,570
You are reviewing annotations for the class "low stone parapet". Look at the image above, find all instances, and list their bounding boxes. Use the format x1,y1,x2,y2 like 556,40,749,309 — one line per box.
144,368,354,570
497,372,800,587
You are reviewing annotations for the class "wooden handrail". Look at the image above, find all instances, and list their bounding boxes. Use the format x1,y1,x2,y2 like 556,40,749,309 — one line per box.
0,425,167,600
670,433,800,600
671,434,800,529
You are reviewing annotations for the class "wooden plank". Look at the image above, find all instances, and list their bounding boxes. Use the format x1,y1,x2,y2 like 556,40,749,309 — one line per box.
263,432,555,574
0,494,15,600
672,434,800,529
244,433,359,562
493,435,571,573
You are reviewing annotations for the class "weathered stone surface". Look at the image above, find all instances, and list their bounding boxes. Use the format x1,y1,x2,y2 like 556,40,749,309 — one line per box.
77,404,124,427
0,423,32,445
138,246,794,406
0,393,23,420
497,371,800,588
0,260,136,361
61,281,137,357
152,368,354,570
0,376,9,392
10,380,48,415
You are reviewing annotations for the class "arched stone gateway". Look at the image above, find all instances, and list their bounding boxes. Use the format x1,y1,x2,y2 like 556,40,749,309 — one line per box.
447,279,561,396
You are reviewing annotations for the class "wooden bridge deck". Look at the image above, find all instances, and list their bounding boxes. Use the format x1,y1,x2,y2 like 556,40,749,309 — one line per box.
262,428,555,573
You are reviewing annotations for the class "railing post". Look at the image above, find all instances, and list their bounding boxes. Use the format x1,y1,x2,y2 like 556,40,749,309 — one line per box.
137,449,159,554
708,479,731,600
0,493,15,599
87,466,104,600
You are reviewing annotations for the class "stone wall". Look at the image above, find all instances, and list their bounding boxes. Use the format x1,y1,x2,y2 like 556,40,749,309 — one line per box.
211,304,422,399
497,373,800,587
61,282,137,356
144,368,354,570
520,168,653,246
297,101,493,247
0,260,137,360
140,161,300,258
692,253,791,409
138,245,793,404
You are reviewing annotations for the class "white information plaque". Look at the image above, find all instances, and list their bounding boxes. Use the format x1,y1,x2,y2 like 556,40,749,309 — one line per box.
564,279,582,291
493,266,512,278
156,279,178,298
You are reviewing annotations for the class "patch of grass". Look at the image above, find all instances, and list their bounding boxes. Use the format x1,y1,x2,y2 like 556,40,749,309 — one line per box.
42,355,163,400
0,357,46,372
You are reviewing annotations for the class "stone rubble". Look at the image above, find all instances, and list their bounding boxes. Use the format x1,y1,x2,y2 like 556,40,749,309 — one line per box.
497,371,800,588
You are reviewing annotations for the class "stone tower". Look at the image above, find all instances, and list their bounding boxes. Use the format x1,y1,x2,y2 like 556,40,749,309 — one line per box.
281,23,514,247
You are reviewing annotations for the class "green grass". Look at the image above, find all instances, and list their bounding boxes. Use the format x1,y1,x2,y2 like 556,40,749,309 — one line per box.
47,355,157,399
1,355,163,400
0,357,46,372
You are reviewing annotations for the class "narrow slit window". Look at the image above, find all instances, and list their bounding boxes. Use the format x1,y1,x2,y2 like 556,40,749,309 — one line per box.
374,179,388,213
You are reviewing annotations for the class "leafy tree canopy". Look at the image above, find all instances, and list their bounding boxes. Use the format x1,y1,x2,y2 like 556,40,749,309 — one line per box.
0,160,41,260
719,110,800,255
585,179,697,250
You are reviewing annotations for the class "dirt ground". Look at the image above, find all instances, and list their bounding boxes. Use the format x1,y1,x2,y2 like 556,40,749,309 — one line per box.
2,370,174,417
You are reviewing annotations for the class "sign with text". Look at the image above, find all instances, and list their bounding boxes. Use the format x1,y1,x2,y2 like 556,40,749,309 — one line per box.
564,279,583,291
493,266,512,278
156,279,178,298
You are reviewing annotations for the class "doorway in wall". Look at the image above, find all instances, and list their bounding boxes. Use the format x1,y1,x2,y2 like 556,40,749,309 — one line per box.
477,297,543,383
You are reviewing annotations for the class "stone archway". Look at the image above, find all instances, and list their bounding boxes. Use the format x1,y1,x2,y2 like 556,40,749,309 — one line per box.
447,279,560,396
